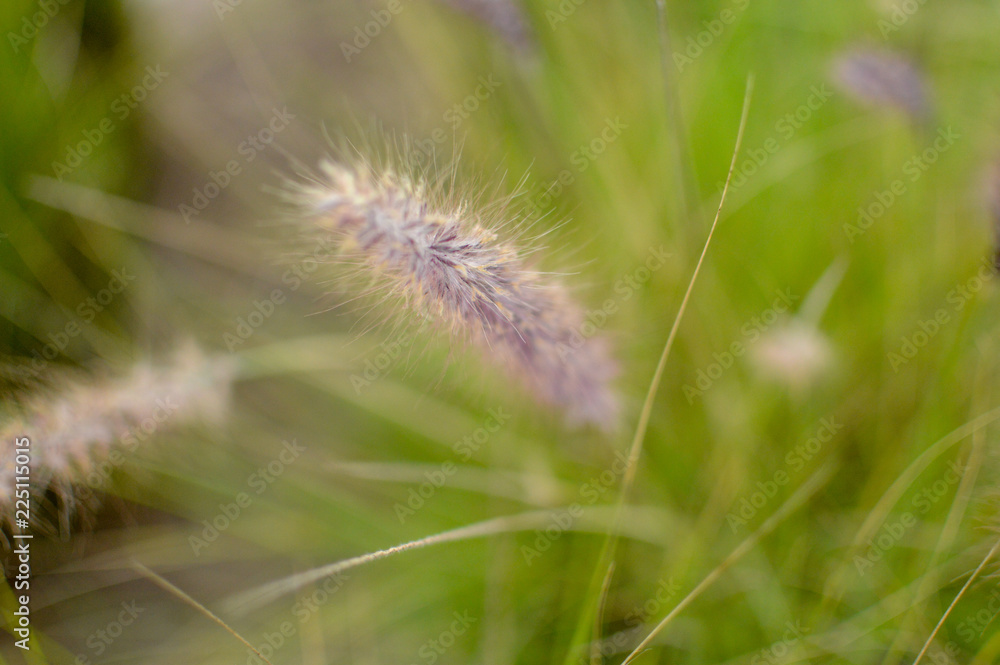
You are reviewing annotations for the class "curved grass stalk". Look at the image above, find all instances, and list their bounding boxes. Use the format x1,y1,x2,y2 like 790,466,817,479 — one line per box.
822,405,1000,606
225,504,685,615
619,459,836,665
563,74,755,665
883,362,994,663
132,560,273,664
911,538,1000,665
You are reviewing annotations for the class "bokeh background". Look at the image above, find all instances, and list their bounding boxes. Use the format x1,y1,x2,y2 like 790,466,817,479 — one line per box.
3,0,1000,663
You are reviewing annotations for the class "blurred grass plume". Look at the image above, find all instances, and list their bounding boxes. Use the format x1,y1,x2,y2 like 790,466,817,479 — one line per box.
0,343,234,541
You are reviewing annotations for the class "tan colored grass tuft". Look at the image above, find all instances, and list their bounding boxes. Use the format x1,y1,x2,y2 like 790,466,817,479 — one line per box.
0,343,234,540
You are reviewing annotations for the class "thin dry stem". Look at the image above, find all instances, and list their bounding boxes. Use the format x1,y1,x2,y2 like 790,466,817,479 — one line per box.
911,538,1000,665
131,560,274,665
620,459,836,665
568,75,754,660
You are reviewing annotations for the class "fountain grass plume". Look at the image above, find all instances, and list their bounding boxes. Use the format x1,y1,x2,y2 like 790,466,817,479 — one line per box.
434,0,534,51
831,46,931,121
982,156,1000,269
280,149,620,429
0,343,234,539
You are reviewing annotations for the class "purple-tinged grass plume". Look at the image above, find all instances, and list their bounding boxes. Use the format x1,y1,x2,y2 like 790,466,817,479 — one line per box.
434,0,534,51
281,155,619,429
981,156,1000,270
831,46,931,120
0,343,234,540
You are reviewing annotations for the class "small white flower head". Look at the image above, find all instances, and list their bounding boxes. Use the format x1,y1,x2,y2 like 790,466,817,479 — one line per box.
750,321,834,394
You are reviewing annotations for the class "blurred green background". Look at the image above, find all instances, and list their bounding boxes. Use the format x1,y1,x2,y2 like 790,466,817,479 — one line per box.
2,0,1000,663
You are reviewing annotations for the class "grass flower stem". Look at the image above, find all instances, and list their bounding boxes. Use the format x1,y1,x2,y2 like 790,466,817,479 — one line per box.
131,560,274,665
821,404,1000,608
886,368,993,661
655,0,699,227
225,505,684,615
620,459,837,665
563,74,754,664
911,537,1000,665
